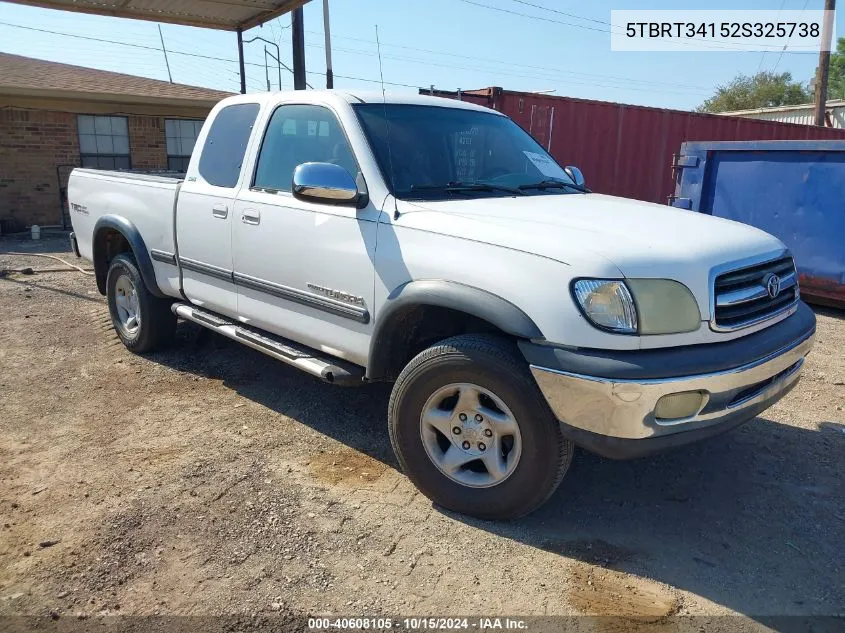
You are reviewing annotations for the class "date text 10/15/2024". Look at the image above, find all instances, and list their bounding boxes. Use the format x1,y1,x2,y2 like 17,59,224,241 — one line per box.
308,617,528,630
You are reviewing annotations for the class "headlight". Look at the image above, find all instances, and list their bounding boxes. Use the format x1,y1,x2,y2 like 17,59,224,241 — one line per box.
573,279,701,335
572,280,637,333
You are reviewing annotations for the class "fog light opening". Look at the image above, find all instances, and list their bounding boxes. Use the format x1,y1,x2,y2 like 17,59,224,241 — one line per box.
654,391,708,421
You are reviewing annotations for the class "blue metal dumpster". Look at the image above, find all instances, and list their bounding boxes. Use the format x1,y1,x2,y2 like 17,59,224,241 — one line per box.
672,140,845,308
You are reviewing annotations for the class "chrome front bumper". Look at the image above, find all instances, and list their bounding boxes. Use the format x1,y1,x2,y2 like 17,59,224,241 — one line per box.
530,331,814,443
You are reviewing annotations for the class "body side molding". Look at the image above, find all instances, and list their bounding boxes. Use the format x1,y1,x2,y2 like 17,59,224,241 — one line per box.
233,272,370,323
150,249,177,265
179,257,234,282
168,261,370,322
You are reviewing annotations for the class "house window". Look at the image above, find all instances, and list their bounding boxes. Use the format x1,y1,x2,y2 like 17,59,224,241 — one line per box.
165,119,203,173
78,115,130,170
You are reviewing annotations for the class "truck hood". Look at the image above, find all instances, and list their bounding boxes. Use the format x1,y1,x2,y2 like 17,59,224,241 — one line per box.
395,193,786,310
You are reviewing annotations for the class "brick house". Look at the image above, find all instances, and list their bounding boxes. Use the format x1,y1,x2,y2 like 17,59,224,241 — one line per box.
0,53,232,233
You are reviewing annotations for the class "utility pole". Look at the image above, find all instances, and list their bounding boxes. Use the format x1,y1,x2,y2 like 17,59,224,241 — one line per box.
323,0,333,89
291,7,307,90
813,0,836,126
157,24,173,83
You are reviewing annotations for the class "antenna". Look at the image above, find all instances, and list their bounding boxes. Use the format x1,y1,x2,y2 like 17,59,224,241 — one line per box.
375,25,399,219
157,24,173,83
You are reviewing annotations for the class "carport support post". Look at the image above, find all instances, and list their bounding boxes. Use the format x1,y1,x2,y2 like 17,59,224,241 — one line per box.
292,7,306,90
323,0,333,89
237,28,246,94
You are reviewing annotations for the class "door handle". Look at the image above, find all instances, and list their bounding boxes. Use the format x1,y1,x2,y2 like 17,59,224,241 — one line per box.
241,209,261,225
212,204,228,219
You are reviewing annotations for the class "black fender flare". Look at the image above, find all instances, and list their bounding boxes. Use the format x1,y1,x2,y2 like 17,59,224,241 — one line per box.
92,215,165,298
367,279,543,379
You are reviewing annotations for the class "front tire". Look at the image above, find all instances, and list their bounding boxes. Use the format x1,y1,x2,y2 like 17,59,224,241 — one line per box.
388,334,573,520
106,253,175,354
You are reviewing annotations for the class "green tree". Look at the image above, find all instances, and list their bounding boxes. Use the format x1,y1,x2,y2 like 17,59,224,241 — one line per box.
828,37,845,100
697,71,810,113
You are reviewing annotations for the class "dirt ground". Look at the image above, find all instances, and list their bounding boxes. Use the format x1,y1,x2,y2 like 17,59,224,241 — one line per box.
1,234,843,631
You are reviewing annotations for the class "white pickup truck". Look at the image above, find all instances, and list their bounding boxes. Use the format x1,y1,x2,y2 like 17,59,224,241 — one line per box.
68,91,815,519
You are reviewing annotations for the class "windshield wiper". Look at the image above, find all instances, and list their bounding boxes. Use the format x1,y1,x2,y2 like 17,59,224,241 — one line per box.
519,179,591,193
410,181,526,196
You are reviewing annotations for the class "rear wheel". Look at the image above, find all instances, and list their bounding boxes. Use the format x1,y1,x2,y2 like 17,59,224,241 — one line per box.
388,334,573,520
106,253,175,353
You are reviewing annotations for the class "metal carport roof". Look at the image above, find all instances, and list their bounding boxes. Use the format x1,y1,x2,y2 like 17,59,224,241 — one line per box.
5,0,310,31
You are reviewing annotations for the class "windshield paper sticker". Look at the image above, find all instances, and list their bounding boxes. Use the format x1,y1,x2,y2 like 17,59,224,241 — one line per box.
523,151,568,179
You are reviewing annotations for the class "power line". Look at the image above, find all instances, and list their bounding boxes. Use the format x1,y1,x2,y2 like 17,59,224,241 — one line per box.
5,14,804,99
166,56,242,90
300,29,712,91
302,39,711,94
315,70,421,89
458,0,609,34
0,19,709,96
0,21,425,90
772,0,813,72
756,0,789,73
169,21,709,93
307,45,709,95
462,0,818,51
1,22,261,91
0,21,235,63
507,0,614,27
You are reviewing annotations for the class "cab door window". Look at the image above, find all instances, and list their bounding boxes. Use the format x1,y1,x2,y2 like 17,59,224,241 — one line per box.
253,105,358,193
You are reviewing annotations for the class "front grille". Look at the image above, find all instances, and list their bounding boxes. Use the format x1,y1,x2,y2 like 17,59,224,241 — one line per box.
713,255,799,330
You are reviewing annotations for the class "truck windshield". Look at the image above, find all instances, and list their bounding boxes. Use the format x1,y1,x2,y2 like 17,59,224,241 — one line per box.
354,104,582,200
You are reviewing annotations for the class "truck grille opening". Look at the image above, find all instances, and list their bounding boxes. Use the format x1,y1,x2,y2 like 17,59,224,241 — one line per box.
713,256,799,330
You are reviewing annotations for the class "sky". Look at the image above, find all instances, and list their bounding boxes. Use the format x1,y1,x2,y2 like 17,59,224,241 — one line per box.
0,0,842,111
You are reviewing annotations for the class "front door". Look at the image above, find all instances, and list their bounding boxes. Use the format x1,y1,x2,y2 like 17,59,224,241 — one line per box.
176,102,260,317
231,103,379,366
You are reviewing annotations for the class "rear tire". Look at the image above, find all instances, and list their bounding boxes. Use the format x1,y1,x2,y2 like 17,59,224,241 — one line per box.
388,334,573,520
106,253,175,353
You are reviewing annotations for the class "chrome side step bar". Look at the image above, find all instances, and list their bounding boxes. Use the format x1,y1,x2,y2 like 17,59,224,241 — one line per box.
171,302,365,386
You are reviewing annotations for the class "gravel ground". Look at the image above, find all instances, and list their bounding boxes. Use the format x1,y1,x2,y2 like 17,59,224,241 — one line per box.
1,234,843,631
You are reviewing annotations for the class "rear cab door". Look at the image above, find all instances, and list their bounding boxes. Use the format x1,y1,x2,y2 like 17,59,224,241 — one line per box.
175,99,261,317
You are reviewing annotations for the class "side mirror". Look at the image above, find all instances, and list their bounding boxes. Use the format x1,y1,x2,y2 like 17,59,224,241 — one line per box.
564,165,585,188
292,162,366,207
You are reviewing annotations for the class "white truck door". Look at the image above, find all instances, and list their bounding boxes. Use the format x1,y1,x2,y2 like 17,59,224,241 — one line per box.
231,103,379,367
176,102,260,317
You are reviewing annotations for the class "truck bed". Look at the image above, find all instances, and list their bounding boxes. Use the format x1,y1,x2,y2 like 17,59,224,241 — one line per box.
68,168,183,298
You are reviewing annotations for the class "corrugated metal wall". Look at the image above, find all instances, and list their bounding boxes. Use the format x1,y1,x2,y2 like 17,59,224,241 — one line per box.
429,87,845,204
724,103,845,129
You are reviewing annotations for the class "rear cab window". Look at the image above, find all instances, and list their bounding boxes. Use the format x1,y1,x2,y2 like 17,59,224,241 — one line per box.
197,103,261,188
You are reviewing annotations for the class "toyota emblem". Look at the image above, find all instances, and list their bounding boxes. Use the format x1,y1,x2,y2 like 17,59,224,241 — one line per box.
766,273,782,299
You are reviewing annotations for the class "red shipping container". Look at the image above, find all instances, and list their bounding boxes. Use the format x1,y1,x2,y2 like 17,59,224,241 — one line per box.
426,87,845,205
